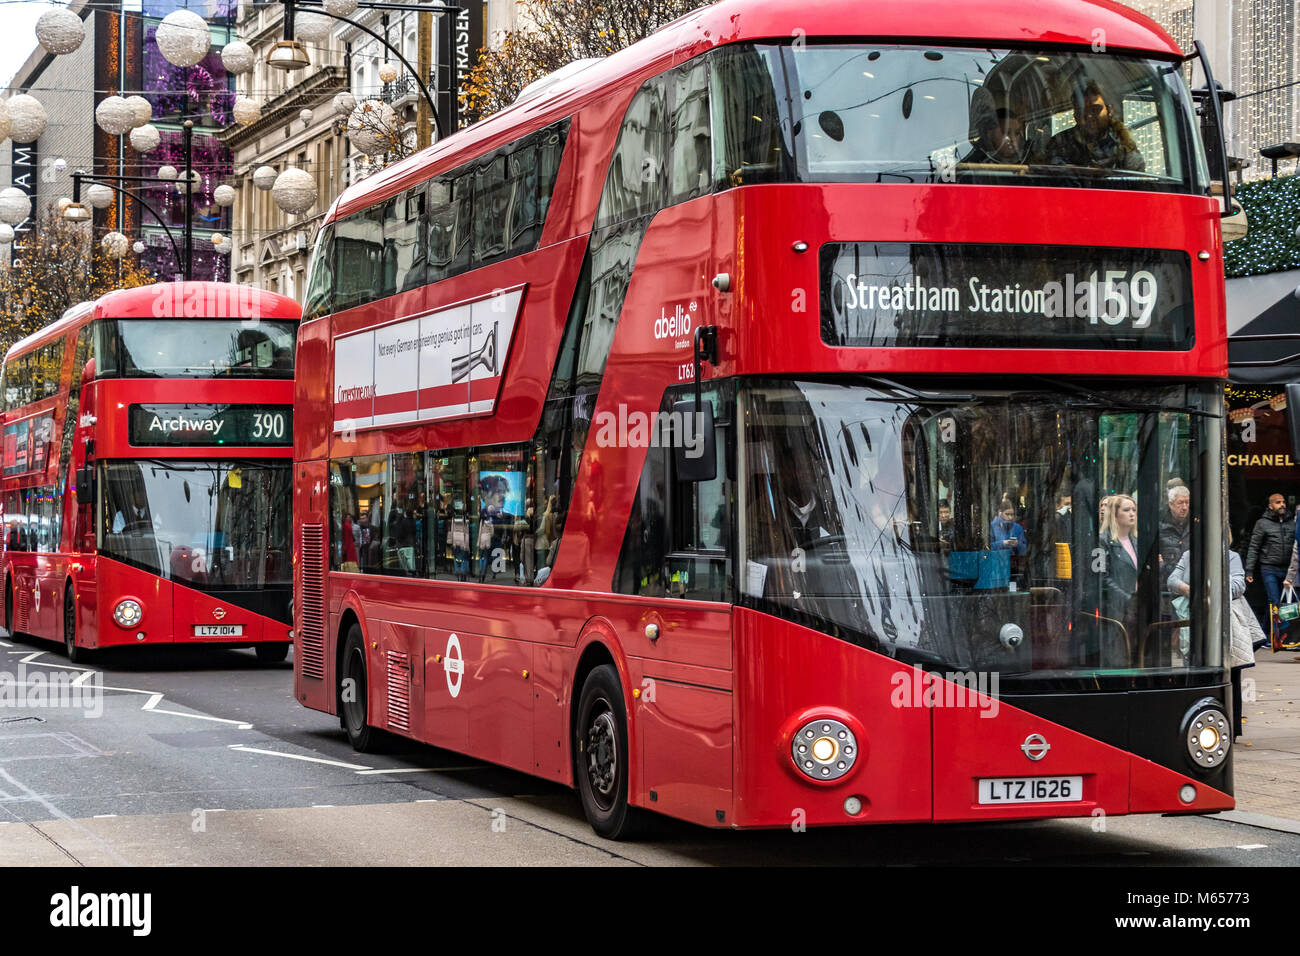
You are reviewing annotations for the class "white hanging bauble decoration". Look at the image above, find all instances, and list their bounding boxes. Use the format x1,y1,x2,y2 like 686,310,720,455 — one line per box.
129,124,161,154
210,233,226,247
299,108,313,124
56,197,72,215
0,99,10,143
35,8,85,56
157,165,178,181
125,95,152,127
133,240,146,254
295,11,333,41
378,62,398,84
155,10,212,68
95,96,136,136
86,184,115,209
323,0,359,16
252,165,278,190
53,157,67,173
7,94,47,143
221,39,255,75
346,99,399,156
232,97,261,126
272,167,317,215
332,91,356,116
101,231,130,259
0,224,13,245
0,187,31,226
214,184,236,207
174,170,202,194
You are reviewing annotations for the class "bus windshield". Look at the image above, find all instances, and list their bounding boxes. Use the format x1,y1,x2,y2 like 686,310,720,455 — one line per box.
740,381,1225,688
98,460,292,589
95,319,296,378
717,43,1210,193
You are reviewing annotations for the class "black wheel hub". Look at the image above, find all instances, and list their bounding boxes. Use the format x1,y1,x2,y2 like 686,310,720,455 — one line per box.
586,708,617,806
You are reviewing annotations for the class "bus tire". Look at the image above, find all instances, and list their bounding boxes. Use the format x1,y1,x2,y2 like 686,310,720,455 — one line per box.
255,643,290,664
574,664,641,840
64,588,87,665
339,623,381,752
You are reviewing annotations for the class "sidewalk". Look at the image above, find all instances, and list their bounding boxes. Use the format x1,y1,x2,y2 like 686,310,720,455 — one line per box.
1235,650,1300,821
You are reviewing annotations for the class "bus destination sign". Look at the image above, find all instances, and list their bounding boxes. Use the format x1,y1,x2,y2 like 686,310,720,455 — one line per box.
820,242,1193,350
129,404,292,447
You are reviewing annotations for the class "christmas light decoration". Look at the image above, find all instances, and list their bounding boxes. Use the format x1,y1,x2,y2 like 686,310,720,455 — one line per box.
102,231,130,259
272,167,318,214
155,10,212,68
214,184,236,207
129,124,162,154
95,96,137,136
324,0,359,16
221,39,255,75
233,97,262,126
35,8,86,56
0,188,31,226
86,184,115,209
125,95,153,127
7,94,48,143
346,99,399,156
253,165,278,190
333,91,356,116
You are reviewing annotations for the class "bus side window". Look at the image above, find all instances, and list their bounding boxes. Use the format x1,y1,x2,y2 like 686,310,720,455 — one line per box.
668,57,712,205
596,77,668,228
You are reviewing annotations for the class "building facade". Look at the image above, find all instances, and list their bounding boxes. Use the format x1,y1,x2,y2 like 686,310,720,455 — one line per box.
3,0,236,281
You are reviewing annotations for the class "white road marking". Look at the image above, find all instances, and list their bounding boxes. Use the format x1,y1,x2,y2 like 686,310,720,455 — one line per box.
140,693,252,729
353,766,479,775
71,671,95,687
1237,843,1268,850
17,652,93,673
93,814,117,818
228,745,370,771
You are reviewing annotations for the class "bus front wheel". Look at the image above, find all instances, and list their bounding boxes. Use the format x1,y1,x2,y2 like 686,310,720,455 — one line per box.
64,588,86,665
339,624,380,752
255,643,290,664
575,664,641,840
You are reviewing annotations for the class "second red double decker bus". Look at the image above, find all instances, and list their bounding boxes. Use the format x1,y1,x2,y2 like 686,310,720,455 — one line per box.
294,0,1238,836
1,282,300,662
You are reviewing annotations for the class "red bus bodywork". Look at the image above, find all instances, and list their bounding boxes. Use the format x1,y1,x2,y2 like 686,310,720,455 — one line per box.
1,283,300,657
294,0,1234,831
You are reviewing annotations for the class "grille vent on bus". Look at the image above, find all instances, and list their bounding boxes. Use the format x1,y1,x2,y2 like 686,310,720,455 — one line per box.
16,587,30,631
298,523,327,681
386,651,411,732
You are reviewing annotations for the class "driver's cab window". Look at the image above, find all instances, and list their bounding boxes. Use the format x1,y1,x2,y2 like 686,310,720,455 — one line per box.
614,384,732,601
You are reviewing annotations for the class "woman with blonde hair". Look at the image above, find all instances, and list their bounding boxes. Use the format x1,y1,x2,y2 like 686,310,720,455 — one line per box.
1099,493,1141,649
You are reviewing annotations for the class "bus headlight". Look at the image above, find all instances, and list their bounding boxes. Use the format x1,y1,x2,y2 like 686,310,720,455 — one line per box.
113,599,143,628
1183,700,1230,770
791,718,857,781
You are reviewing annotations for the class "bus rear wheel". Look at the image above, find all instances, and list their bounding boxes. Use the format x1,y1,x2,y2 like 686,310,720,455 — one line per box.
255,643,290,664
339,624,380,752
574,664,641,840
64,589,86,665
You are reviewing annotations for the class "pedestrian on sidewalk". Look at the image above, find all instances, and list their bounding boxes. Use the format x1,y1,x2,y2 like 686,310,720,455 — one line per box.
1246,493,1295,638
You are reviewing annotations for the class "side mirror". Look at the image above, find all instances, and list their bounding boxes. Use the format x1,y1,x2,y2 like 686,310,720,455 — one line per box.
75,465,95,500
673,399,717,483
1288,385,1300,458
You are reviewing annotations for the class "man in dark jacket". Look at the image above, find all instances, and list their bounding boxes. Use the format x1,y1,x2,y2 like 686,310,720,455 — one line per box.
1158,485,1191,586
1247,493,1296,636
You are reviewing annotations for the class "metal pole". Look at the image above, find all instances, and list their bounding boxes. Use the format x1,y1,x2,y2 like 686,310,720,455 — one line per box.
183,120,193,281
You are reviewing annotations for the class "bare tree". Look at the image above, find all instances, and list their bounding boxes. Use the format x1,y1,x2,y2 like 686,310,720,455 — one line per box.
460,0,706,124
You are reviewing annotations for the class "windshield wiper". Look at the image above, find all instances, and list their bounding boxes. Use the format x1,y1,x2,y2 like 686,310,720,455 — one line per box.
1026,376,1222,420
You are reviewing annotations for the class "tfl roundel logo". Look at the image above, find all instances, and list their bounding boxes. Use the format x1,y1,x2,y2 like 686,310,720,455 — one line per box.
1021,733,1050,762
212,607,227,621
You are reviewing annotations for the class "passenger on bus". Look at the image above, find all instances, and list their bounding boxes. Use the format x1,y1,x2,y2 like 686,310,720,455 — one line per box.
1099,493,1141,637
989,498,1027,556
1047,80,1144,172
963,107,1029,166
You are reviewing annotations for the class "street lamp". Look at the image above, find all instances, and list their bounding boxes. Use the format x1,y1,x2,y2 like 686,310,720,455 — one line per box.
1260,142,1300,178
67,169,189,280
275,0,453,138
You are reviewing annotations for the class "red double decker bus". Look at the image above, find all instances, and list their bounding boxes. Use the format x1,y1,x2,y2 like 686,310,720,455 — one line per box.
1,282,299,663
294,0,1237,836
